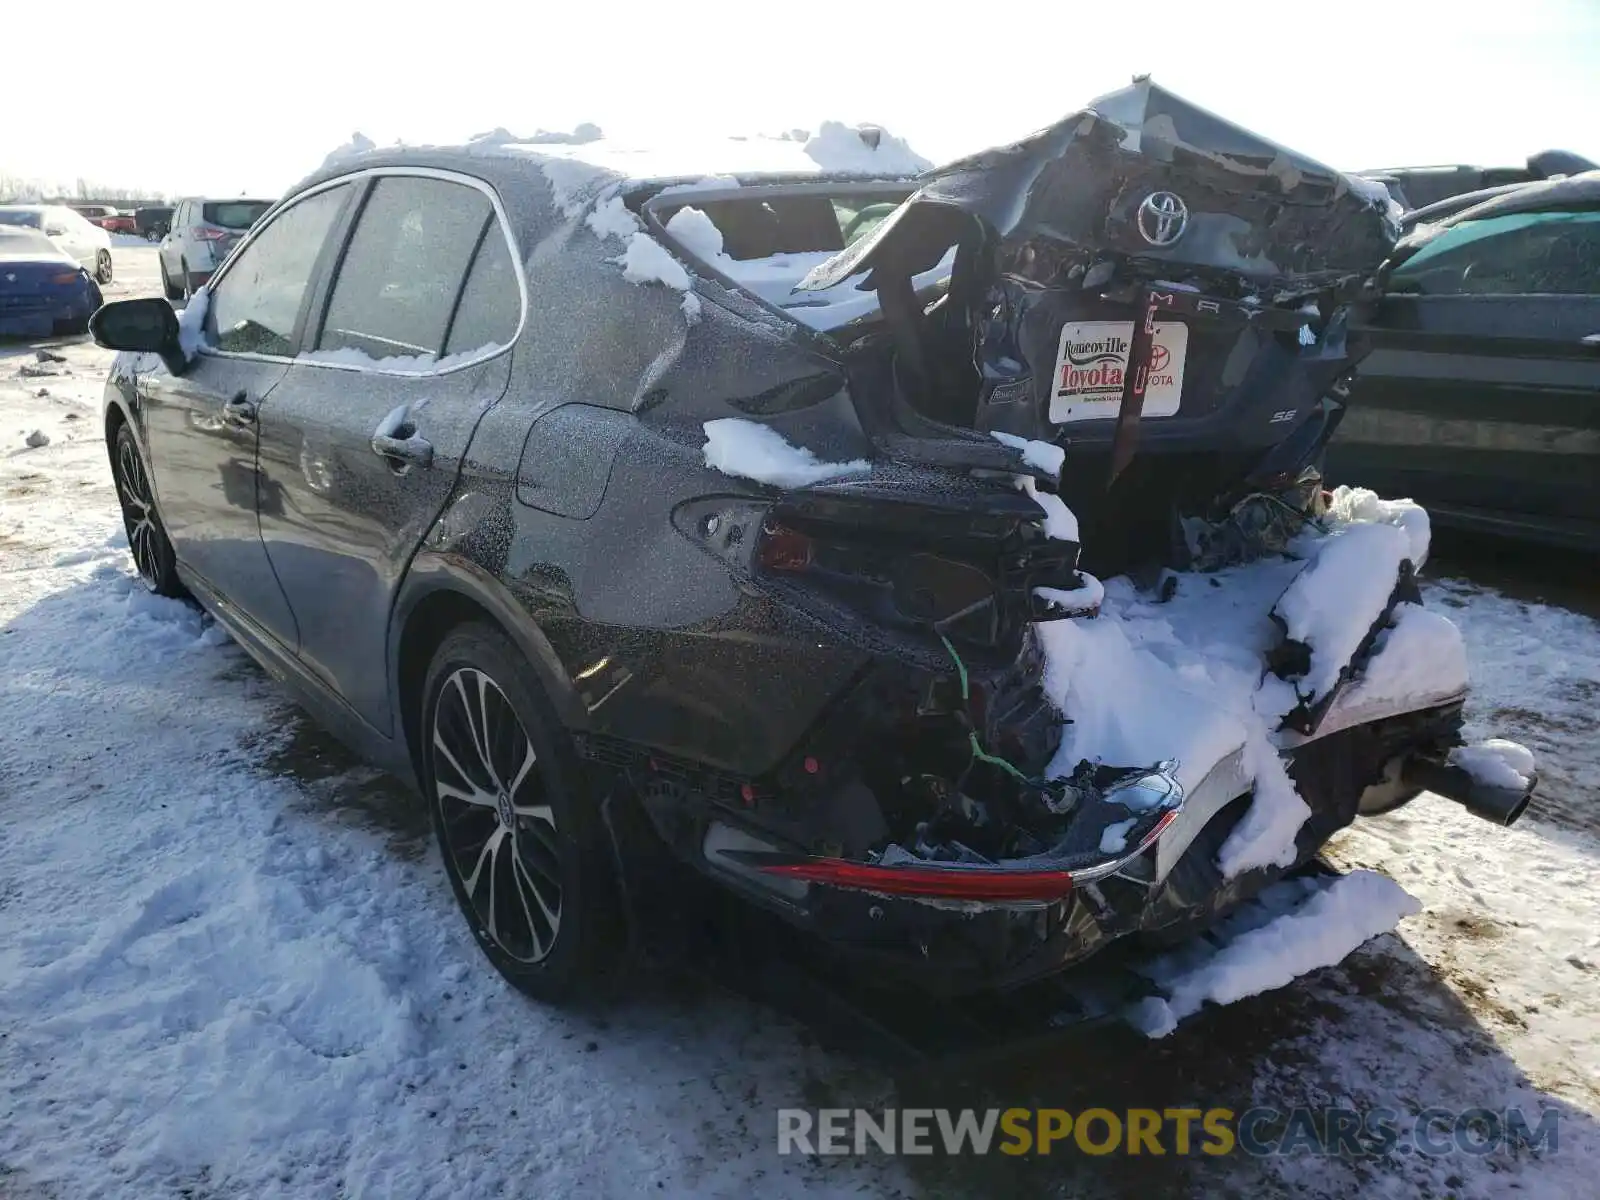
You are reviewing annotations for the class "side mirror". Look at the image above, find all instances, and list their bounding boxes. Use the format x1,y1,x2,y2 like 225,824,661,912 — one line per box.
90,298,188,375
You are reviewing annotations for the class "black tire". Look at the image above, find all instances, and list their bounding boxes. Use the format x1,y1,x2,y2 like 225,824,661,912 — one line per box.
112,422,186,598
159,257,181,301
421,621,622,1003
95,249,113,285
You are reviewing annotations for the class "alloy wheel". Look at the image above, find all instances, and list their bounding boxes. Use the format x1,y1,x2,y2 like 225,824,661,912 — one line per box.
431,667,562,963
115,434,161,590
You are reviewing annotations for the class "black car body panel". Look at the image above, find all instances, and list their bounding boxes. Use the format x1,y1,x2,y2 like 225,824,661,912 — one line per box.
1357,149,1598,211
1331,174,1600,551
93,88,1532,999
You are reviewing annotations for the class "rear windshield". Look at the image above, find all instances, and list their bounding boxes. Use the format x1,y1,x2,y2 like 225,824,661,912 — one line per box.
203,200,273,230
0,228,59,254
0,210,44,229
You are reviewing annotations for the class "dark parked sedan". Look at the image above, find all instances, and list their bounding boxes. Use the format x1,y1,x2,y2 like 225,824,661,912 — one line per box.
0,228,102,338
1331,173,1600,551
86,83,1532,1014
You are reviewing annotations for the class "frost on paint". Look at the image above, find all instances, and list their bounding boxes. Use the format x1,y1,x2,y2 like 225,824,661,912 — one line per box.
1128,868,1421,1038
1451,738,1537,790
702,418,870,489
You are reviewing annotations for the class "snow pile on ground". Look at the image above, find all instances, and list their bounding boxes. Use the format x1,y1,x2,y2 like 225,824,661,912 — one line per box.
1451,738,1538,790
1128,869,1422,1037
702,418,870,488
1039,489,1461,878
801,122,931,176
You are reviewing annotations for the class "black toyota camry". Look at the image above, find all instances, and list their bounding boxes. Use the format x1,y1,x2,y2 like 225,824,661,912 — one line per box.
89,80,1534,1011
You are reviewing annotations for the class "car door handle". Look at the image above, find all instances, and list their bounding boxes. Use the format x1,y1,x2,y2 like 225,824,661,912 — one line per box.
371,431,434,470
222,393,256,427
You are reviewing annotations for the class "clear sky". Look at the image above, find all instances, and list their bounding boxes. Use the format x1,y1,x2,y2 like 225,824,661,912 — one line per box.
9,0,1597,197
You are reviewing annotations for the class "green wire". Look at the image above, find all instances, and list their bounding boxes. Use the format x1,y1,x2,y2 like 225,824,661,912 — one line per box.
938,634,1035,785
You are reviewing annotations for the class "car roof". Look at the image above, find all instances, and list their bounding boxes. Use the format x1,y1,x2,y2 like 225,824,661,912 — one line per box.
288,130,928,212
1433,170,1600,228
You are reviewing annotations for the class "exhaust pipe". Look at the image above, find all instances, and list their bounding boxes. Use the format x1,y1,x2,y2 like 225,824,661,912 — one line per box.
1400,756,1534,827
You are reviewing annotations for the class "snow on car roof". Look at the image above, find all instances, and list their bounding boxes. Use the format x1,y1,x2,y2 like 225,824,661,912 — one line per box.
320,122,932,199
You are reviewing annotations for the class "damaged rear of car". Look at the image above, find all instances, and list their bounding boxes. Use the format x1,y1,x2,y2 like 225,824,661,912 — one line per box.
141,87,1536,1025
574,81,1538,1005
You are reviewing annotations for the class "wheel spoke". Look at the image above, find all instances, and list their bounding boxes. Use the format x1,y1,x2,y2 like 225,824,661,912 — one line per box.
507,741,538,802
509,849,548,959
432,729,497,807
460,824,506,896
513,848,559,947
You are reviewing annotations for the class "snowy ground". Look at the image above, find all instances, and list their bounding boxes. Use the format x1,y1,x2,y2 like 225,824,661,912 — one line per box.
1,246,1597,1198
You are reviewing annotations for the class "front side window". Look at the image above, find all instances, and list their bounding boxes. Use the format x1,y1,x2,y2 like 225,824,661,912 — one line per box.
1393,209,1600,296
207,184,350,357
317,176,492,364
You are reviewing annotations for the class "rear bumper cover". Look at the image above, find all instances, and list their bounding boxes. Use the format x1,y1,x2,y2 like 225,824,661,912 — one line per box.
703,700,1513,995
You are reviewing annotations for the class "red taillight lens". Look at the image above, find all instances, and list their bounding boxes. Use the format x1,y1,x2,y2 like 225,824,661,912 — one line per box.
191,226,229,241
758,859,1075,902
758,524,814,572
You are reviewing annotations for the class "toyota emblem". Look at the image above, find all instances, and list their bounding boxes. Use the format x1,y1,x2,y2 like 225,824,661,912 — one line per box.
1137,192,1189,247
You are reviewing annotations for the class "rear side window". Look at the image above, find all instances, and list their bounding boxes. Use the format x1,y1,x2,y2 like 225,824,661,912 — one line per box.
318,176,492,364
208,184,350,356
0,211,43,229
443,222,520,356
203,201,273,230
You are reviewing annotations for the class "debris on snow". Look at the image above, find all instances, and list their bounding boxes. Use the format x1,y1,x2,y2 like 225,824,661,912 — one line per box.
24,430,50,448
1128,869,1420,1038
702,418,870,488
1451,738,1538,791
991,430,1066,478
34,348,66,363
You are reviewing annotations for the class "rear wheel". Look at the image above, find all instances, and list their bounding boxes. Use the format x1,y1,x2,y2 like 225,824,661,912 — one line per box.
421,622,622,1002
95,249,112,284
112,423,185,597
159,257,181,301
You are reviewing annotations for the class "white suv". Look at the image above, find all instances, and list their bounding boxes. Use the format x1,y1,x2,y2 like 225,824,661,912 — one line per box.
158,197,275,300
0,205,113,282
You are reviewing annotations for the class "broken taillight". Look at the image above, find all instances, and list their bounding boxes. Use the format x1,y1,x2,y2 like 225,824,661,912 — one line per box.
757,523,814,572
757,859,1075,902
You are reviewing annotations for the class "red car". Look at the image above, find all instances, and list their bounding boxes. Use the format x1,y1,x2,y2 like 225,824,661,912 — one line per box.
70,205,137,234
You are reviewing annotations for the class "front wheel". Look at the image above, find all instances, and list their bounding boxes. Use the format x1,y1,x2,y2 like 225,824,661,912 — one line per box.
421,622,622,1003
95,249,113,284
112,423,185,597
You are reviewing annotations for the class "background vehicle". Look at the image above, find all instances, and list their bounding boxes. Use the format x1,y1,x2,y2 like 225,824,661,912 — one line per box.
1358,149,1597,211
1332,174,1600,551
69,203,119,225
135,205,174,241
0,204,113,283
0,227,101,337
158,197,275,299
87,89,1531,1009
